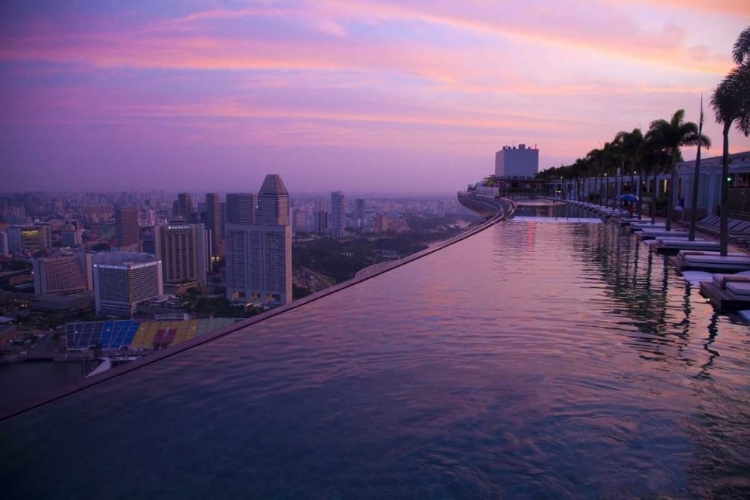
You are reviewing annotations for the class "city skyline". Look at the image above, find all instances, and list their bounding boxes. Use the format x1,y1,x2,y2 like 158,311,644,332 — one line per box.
2,1,750,193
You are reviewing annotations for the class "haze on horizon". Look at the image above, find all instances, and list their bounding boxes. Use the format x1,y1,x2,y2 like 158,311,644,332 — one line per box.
1,0,749,194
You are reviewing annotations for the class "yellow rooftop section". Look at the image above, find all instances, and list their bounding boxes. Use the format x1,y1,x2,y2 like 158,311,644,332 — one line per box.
128,318,241,350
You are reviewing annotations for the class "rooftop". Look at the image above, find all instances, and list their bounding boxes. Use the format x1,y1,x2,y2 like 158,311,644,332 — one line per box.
259,174,289,196
1,200,748,498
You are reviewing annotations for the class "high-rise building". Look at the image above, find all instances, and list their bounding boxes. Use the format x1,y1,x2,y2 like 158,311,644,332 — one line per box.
495,144,539,177
205,193,221,255
7,225,50,253
0,231,8,257
226,193,257,225
154,222,208,286
93,253,163,316
330,191,346,239
315,210,329,233
225,175,292,306
376,212,389,233
176,193,193,220
219,202,226,240
62,229,83,248
355,198,366,219
141,231,155,255
33,252,93,295
115,208,140,248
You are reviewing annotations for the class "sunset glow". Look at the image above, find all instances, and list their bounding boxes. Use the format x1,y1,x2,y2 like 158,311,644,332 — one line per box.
1,0,749,192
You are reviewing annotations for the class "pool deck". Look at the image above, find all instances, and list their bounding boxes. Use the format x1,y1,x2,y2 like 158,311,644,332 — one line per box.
699,280,750,311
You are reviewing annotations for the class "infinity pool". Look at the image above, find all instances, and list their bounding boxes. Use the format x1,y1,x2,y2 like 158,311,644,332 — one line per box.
2,208,749,498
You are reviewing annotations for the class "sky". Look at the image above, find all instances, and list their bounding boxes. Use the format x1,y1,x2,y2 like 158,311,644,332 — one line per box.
1,0,749,193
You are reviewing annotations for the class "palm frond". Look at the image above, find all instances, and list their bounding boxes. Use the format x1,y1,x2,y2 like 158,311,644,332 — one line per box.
732,26,750,66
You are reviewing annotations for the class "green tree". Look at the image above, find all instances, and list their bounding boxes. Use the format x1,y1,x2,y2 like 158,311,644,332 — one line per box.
644,109,711,231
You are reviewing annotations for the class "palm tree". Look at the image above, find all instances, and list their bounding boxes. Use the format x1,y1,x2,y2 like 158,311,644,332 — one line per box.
615,128,643,194
732,26,750,66
711,64,750,255
639,137,670,224
645,110,711,231
586,148,609,205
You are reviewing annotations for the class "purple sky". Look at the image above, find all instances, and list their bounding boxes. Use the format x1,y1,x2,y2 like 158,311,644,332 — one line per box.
1,1,749,193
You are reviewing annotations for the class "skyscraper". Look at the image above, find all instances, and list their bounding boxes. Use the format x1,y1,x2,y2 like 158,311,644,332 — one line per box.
176,193,193,220
226,193,257,225
330,191,346,239
354,198,366,229
33,252,93,295
225,175,292,305
115,207,140,248
7,225,50,253
205,193,221,256
354,198,366,219
0,231,9,257
376,212,389,233
93,253,163,316
154,222,208,286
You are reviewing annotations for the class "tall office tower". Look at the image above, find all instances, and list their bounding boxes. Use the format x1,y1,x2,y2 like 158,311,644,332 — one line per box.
226,193,258,224
93,253,163,316
33,252,93,295
219,202,226,240
0,231,8,257
176,193,193,220
62,229,83,247
141,231,156,255
34,222,53,250
292,208,308,233
7,225,50,253
355,198,366,219
154,222,208,286
315,210,329,233
494,144,539,177
437,201,446,218
354,198,366,229
225,174,292,306
376,212,389,233
115,207,140,248
330,191,346,239
205,193,221,255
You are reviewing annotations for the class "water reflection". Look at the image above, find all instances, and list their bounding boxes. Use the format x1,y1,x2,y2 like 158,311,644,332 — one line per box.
0,217,749,499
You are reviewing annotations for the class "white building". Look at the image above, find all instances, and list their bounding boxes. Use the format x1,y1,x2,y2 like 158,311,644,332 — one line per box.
33,252,93,295
225,174,292,306
495,144,539,178
330,191,346,239
93,253,163,316
154,222,208,286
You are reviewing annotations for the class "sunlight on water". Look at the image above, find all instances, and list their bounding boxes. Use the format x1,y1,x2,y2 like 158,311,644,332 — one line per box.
1,211,749,499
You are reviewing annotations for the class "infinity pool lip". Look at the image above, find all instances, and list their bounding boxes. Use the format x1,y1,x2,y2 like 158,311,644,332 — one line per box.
0,196,516,422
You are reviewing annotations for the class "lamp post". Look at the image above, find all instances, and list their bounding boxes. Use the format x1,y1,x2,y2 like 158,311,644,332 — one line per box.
604,173,608,207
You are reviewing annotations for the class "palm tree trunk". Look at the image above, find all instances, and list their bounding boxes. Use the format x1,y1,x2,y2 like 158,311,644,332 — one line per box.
688,137,704,241
651,172,658,224
720,125,730,256
665,151,677,232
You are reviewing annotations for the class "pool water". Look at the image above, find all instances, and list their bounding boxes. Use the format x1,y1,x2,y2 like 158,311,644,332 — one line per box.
1,209,749,499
